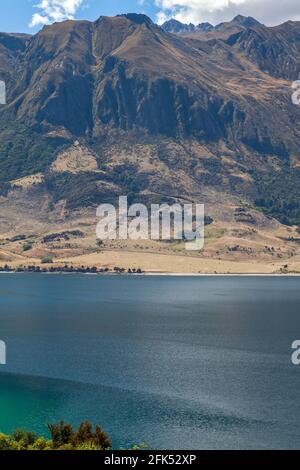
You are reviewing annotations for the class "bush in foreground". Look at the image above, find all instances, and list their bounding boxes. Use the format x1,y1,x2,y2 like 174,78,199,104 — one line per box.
0,421,112,451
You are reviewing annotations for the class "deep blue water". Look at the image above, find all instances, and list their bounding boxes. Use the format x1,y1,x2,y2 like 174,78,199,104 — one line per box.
0,274,300,449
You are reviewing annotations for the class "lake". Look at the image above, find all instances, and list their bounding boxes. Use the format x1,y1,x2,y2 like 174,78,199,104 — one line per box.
0,274,300,449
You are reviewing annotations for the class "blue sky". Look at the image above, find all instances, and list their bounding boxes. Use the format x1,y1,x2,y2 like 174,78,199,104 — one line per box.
0,0,299,34
0,0,157,33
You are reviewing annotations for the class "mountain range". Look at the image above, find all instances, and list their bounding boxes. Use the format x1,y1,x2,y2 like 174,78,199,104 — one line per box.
161,15,261,35
0,13,300,273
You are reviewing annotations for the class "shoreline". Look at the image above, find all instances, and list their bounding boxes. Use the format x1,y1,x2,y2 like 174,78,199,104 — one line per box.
2,247,300,276
1,270,300,277
2,252,300,277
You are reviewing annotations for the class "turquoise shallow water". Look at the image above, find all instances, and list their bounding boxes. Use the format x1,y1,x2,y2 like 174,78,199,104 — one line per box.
0,274,300,449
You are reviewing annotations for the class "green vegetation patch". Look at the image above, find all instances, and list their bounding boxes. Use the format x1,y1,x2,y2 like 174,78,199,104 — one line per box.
0,121,68,184
253,167,300,226
0,421,111,451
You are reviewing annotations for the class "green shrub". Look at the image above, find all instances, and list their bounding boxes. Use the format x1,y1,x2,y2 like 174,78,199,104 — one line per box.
22,242,33,252
0,421,112,451
11,429,37,447
48,420,112,450
41,257,53,264
27,437,51,450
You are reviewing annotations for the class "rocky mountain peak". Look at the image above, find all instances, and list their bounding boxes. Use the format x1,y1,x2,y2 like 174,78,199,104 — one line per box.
118,13,153,25
161,19,195,34
232,15,262,27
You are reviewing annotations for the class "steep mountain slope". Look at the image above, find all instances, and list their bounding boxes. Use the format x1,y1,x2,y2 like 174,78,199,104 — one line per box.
162,15,300,81
1,14,299,155
227,20,300,80
0,14,299,273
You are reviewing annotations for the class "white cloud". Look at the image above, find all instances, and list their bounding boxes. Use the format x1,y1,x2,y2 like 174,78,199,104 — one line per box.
30,0,85,28
155,0,300,26
155,0,247,24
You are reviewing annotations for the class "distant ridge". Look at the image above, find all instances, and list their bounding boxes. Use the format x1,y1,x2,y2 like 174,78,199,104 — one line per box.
162,18,213,34
162,15,262,35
